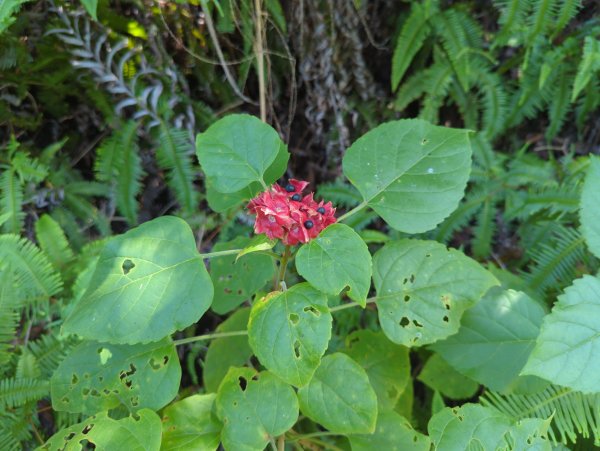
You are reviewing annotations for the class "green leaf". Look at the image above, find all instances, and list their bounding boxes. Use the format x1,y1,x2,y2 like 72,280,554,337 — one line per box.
428,404,551,451
343,330,410,410
348,410,431,451
161,394,222,451
38,409,161,451
417,354,479,400
63,216,213,344
51,338,180,414
0,0,31,34
196,114,287,194
296,224,372,306
248,283,332,387
391,3,433,90
81,0,98,20
580,156,600,259
204,308,253,393
297,353,378,434
35,214,74,272
205,140,289,212
431,288,547,393
343,120,472,233
216,367,298,451
236,235,277,260
522,275,600,393
210,237,274,315
572,37,600,101
373,239,499,346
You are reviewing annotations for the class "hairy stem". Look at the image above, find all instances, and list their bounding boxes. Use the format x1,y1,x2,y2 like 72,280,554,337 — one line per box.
173,330,247,346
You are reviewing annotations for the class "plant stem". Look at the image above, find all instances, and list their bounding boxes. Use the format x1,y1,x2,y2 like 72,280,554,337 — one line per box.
277,434,285,451
337,200,368,223
329,297,378,313
254,0,267,122
199,249,242,259
275,245,291,290
173,330,247,346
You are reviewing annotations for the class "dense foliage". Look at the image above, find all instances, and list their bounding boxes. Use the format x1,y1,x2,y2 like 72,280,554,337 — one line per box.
1,0,600,450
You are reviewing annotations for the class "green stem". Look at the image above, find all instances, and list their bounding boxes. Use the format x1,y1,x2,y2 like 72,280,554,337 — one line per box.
173,330,247,346
275,245,291,290
337,200,368,223
288,431,341,442
199,249,242,259
329,297,378,313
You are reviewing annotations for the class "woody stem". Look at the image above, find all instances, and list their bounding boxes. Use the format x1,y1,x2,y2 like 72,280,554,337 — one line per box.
276,245,291,290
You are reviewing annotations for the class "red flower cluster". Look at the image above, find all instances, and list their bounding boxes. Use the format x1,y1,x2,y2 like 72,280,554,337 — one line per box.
248,179,336,246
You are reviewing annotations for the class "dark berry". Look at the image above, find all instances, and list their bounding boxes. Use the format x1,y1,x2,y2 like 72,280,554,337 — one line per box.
317,207,326,214
285,183,295,193
291,194,302,201
304,220,314,229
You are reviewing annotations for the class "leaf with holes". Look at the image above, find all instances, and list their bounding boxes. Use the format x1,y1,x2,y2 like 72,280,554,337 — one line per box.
343,120,472,233
50,338,180,414
297,353,377,434
215,367,298,451
39,409,161,450
428,404,551,450
161,394,222,450
196,114,287,194
62,216,213,344
296,224,372,307
373,239,498,347
348,411,431,451
431,288,547,393
342,330,410,410
204,308,253,393
417,354,479,400
522,275,600,393
580,156,600,259
210,237,274,315
248,283,332,387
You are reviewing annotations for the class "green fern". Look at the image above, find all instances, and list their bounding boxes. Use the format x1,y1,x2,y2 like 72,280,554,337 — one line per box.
431,188,487,244
572,36,600,102
493,0,532,44
35,214,74,273
528,0,560,41
316,180,362,208
156,123,198,215
553,0,583,36
28,334,73,379
482,385,600,446
95,121,143,225
472,198,497,258
0,377,49,408
0,168,23,234
477,71,509,139
0,272,19,366
0,235,63,300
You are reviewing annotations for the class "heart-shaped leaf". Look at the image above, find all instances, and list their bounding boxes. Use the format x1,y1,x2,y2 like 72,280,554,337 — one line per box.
373,239,498,346
248,283,332,387
343,119,471,233
62,216,213,344
216,367,298,451
296,224,372,306
196,114,287,194
297,353,378,434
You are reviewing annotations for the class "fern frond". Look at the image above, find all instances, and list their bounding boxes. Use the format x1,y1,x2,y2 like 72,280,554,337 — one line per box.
546,66,573,140
523,226,587,295
35,214,74,273
15,352,40,380
572,36,600,102
482,385,600,446
95,121,143,225
432,189,486,243
0,378,49,408
419,61,453,123
156,123,198,214
28,334,73,378
0,235,63,300
553,0,583,35
507,185,579,220
477,71,509,139
316,180,362,208
575,77,600,131
0,168,24,234
0,414,20,451
528,0,561,41
391,2,434,90
472,199,497,258
493,0,532,43
0,274,19,366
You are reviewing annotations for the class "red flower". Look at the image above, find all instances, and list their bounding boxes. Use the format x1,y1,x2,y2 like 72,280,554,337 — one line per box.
247,179,336,245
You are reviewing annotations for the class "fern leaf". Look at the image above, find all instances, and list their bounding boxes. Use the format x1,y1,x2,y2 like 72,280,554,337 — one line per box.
420,61,453,123
432,189,486,244
546,65,573,140
156,124,198,214
28,334,73,378
0,235,63,299
0,378,49,408
15,352,40,380
0,416,20,451
316,180,362,208
482,385,600,445
472,199,497,258
0,0,32,34
528,0,560,41
0,168,23,234
478,71,509,139
0,274,19,366
35,214,74,273
523,226,587,295
433,9,473,91
572,36,600,102
493,0,532,43
391,3,434,90
553,0,582,35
